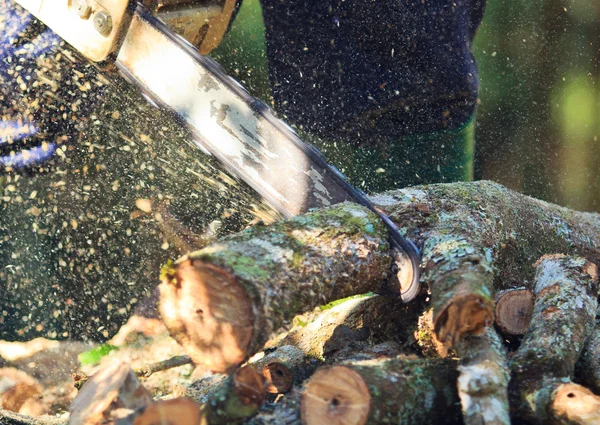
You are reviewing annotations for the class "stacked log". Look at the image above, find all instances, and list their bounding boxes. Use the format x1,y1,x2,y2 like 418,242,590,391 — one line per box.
508,255,600,424
4,181,600,425
301,357,461,425
494,288,534,338
158,203,393,373
370,181,600,347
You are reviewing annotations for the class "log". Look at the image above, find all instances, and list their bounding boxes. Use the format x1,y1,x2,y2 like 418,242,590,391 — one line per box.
455,328,510,425
117,398,201,425
422,237,496,347
550,383,600,424
249,341,405,399
68,362,153,425
159,203,392,373
248,345,310,395
188,373,229,406
369,181,600,346
494,288,534,337
509,255,599,424
189,353,299,413
301,356,461,425
575,314,600,394
0,410,67,425
271,294,423,360
198,365,266,425
245,388,303,425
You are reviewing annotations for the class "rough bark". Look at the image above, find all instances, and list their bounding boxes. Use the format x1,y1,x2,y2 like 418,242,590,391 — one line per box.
270,294,424,360
159,203,392,373
198,365,266,425
188,373,229,406
301,356,461,425
575,314,600,394
179,366,267,424
245,389,303,425
494,288,534,337
0,410,67,425
509,255,599,424
189,346,314,407
455,328,510,425
248,345,312,394
370,181,600,346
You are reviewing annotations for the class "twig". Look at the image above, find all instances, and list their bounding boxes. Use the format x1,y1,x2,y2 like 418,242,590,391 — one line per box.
133,355,193,378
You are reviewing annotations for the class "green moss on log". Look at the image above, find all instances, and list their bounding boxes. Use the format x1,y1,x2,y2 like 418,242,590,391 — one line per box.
370,181,600,346
160,203,393,372
302,356,461,425
509,255,598,424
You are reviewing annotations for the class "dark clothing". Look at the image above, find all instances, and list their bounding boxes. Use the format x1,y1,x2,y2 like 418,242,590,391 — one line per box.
261,0,485,144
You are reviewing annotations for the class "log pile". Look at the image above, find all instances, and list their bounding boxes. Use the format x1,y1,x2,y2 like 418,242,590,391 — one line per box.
3,180,600,425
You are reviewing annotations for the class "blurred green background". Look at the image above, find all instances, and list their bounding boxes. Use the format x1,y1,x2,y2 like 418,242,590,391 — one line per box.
473,0,600,212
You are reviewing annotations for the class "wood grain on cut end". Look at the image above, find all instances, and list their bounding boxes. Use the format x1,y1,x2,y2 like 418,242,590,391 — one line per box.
132,398,201,425
495,289,534,337
159,260,254,373
434,294,494,346
301,366,370,425
551,383,600,424
262,363,293,394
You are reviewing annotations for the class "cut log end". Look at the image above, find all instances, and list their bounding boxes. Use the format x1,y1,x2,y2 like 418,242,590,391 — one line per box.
262,363,293,394
132,399,201,425
434,295,494,346
159,260,254,373
495,289,534,337
301,366,370,425
551,383,600,424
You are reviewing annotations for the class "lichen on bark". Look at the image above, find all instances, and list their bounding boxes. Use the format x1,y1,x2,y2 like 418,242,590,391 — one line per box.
159,202,393,372
509,255,599,424
370,180,600,346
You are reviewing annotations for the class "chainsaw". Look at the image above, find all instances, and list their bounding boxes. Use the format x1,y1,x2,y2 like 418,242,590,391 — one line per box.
14,0,422,302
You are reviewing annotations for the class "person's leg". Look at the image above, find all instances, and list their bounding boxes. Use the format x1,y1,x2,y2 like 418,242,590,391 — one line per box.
260,0,485,192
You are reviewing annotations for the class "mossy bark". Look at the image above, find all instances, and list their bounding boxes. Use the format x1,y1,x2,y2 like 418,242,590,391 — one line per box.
455,328,510,425
301,356,461,425
245,389,303,425
370,180,600,346
272,294,423,360
198,365,266,425
159,203,392,372
575,314,600,394
508,255,599,424
248,345,317,394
